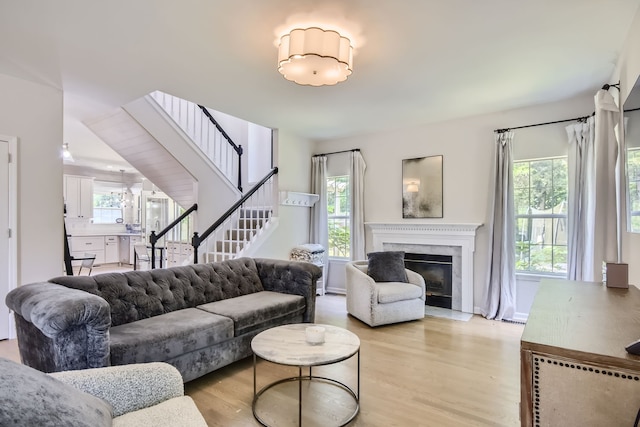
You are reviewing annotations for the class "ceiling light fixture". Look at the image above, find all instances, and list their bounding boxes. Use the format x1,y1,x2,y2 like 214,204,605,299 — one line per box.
277,27,353,86
62,143,74,162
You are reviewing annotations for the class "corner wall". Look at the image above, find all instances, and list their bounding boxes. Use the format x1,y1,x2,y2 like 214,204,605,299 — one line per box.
0,73,63,285
615,6,640,286
252,129,314,259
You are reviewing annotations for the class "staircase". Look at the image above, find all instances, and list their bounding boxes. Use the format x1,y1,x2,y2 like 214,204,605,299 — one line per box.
85,91,278,267
194,168,278,264
208,209,272,261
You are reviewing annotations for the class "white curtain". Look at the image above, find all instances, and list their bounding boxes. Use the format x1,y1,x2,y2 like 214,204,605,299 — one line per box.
566,118,595,280
592,89,621,280
350,151,366,261
482,131,516,321
310,156,328,258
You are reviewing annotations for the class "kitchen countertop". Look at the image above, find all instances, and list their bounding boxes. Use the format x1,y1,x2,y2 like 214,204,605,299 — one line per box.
69,233,143,237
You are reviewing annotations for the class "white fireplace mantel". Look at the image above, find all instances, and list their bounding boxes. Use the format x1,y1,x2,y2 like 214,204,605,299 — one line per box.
366,222,482,313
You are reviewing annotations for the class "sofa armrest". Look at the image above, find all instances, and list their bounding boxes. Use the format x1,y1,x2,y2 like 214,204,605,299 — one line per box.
405,269,426,300
49,362,184,417
254,258,322,323
5,282,111,372
345,261,378,308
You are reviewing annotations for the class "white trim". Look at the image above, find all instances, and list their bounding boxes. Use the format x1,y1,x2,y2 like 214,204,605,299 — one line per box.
366,222,482,314
1,135,18,339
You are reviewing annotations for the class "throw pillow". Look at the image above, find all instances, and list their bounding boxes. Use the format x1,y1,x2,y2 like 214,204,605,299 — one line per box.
0,357,113,427
367,251,408,282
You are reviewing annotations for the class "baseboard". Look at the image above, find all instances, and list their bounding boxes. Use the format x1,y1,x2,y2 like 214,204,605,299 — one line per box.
510,312,528,324
324,286,346,295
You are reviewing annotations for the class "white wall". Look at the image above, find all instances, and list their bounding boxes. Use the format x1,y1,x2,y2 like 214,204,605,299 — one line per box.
313,93,594,315
615,6,640,286
247,122,272,184
0,73,63,285
209,109,272,189
252,129,314,259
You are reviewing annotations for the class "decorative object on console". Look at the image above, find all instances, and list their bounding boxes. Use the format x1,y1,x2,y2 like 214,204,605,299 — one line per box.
604,262,629,288
402,155,443,218
367,251,408,283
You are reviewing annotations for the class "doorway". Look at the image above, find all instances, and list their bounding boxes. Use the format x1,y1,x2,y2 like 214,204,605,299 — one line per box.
0,135,17,340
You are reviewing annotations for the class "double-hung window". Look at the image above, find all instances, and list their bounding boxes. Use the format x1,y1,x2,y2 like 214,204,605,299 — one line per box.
627,147,640,231
93,181,125,224
326,175,350,258
513,157,568,275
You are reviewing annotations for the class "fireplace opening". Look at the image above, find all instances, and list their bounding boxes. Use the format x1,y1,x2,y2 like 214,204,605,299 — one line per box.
404,253,453,309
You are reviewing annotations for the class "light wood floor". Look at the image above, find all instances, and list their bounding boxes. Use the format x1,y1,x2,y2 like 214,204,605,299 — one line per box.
0,295,524,426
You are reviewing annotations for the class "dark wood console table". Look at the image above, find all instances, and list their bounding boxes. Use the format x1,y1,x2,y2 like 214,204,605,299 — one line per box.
520,279,640,426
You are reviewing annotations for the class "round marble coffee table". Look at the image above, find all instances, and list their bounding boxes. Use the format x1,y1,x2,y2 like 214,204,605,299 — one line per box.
251,323,360,426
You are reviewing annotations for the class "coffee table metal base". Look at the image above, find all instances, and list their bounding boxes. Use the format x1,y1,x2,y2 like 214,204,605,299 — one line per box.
252,353,360,427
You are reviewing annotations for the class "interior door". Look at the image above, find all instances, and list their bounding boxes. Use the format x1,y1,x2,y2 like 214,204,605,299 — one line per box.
0,138,12,339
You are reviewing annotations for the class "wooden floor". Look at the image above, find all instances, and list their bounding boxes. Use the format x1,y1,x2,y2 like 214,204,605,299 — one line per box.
0,295,524,427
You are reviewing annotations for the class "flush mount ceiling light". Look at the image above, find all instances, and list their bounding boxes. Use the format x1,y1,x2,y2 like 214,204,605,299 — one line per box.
277,27,353,86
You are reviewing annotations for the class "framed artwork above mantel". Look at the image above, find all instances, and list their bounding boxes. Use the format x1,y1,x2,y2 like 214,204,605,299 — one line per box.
402,155,443,218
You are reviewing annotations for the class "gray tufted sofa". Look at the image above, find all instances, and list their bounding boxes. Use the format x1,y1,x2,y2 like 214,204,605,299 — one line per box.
6,257,322,382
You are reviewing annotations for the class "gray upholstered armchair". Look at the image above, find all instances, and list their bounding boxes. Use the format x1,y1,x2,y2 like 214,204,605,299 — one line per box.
345,260,426,327
0,358,207,427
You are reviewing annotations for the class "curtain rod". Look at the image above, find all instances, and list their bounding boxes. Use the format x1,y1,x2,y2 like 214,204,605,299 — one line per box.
495,81,624,133
494,106,640,134
494,115,591,133
312,148,360,157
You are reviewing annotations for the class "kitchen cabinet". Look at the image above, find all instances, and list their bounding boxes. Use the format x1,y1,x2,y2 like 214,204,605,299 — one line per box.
70,236,105,265
129,235,142,265
64,175,94,219
104,236,119,263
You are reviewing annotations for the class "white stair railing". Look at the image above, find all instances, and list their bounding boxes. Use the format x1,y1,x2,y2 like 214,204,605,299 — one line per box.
149,90,242,190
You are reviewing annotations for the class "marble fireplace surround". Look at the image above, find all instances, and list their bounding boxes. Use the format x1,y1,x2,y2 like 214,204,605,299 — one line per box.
367,223,482,314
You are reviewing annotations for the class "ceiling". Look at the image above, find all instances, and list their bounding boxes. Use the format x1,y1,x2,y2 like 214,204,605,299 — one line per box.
1,0,639,172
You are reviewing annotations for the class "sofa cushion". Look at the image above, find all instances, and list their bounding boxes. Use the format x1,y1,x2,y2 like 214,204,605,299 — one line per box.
367,251,408,282
110,308,234,365
49,257,264,327
0,357,113,427
197,291,305,336
377,282,423,304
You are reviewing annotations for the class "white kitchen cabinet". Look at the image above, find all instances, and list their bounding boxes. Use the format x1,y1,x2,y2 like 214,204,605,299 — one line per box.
64,175,94,219
104,236,119,263
70,236,105,265
129,235,142,264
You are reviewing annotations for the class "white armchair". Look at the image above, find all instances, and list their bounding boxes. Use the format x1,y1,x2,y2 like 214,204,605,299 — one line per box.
50,363,208,426
345,260,426,327
0,357,207,427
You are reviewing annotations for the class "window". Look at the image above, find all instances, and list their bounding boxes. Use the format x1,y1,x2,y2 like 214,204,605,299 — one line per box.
326,175,350,258
514,157,568,275
627,147,640,231
93,191,123,224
